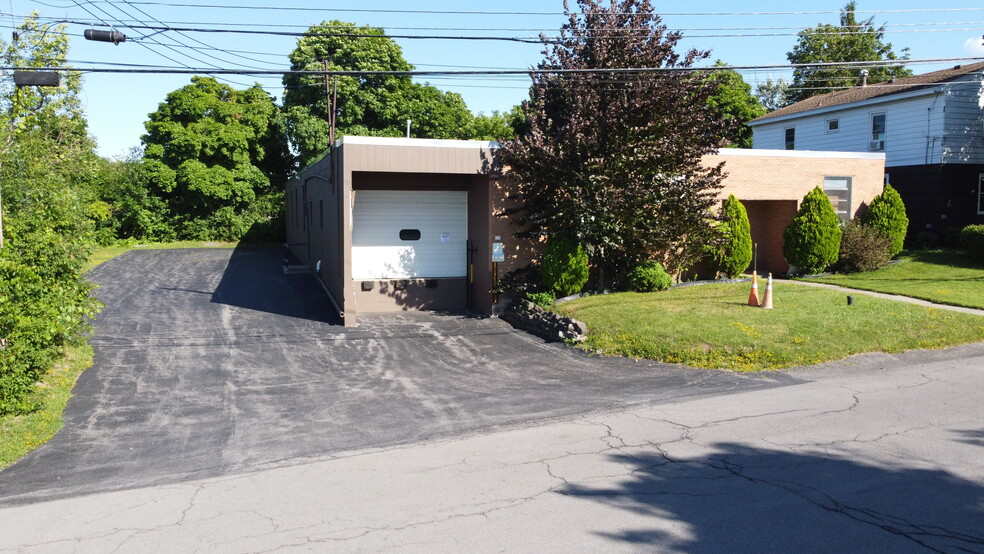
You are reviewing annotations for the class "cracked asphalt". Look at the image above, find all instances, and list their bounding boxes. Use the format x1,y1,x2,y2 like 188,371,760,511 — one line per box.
2,344,983,552
1,247,983,552
0,247,792,506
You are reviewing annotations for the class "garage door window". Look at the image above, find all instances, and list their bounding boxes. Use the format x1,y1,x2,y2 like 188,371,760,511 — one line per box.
400,229,421,241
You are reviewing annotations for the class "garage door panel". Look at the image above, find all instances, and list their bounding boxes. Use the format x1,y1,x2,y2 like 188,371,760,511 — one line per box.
352,190,467,279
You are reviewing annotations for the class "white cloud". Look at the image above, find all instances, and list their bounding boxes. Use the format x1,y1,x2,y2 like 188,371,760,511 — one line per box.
964,36,984,57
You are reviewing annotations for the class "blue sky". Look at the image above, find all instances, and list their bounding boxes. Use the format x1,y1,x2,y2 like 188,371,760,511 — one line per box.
5,0,984,158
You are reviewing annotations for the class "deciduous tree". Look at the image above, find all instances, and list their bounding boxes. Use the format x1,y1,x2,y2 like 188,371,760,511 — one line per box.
704,61,766,148
141,77,292,240
786,1,911,103
498,0,729,283
282,21,477,166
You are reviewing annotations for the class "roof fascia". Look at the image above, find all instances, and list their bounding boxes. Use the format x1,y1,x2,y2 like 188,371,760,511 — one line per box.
749,85,946,127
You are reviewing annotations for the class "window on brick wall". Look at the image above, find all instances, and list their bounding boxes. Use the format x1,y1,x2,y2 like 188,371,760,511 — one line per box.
824,176,852,222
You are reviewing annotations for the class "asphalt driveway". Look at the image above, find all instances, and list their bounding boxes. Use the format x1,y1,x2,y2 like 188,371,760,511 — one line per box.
0,247,799,505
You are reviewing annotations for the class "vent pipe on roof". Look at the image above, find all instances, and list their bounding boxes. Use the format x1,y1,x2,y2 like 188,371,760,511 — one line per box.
861,69,869,87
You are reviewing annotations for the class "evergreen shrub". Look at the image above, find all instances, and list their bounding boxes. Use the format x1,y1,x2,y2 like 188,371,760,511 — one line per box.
960,224,984,261
540,237,589,297
862,184,908,257
783,187,842,274
627,261,673,292
717,194,753,277
837,222,892,273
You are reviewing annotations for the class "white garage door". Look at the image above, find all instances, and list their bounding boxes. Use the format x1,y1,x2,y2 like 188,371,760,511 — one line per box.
352,190,468,279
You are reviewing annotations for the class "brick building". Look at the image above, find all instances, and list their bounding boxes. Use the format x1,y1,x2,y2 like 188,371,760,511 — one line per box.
286,136,885,325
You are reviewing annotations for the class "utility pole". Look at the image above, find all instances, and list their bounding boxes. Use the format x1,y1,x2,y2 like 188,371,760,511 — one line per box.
323,61,338,147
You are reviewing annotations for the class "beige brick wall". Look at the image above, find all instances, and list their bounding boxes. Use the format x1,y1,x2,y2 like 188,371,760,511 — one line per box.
706,150,886,220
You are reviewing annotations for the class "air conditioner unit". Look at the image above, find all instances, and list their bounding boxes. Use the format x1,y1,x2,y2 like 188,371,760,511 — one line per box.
869,139,885,151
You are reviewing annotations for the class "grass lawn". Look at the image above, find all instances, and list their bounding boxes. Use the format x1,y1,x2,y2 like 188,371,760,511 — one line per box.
84,240,238,272
0,344,92,470
556,282,984,371
804,249,984,310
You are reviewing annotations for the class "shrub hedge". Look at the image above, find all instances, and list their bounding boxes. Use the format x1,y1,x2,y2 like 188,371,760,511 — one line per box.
862,184,908,257
960,224,984,261
540,237,589,297
718,194,753,278
783,187,842,275
837,222,892,273
627,261,673,292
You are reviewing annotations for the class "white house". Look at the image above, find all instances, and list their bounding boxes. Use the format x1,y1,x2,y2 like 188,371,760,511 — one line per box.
749,61,984,236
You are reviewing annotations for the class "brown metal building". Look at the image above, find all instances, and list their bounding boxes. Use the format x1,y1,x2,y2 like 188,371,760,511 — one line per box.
286,137,885,326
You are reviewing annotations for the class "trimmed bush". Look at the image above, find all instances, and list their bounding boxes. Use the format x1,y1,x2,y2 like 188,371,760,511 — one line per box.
717,194,753,278
907,231,936,250
942,226,962,249
627,261,673,292
783,186,843,275
863,184,908,257
540,237,589,297
960,224,984,261
525,291,557,309
837,222,892,273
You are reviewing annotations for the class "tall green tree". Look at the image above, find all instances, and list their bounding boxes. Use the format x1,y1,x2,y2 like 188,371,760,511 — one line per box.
755,77,791,112
0,14,101,413
282,21,477,166
141,76,292,241
786,1,911,103
704,61,766,148
498,0,729,283
467,107,525,141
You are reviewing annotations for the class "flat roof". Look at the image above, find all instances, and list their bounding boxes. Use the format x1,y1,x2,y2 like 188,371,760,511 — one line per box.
713,148,885,161
337,136,500,149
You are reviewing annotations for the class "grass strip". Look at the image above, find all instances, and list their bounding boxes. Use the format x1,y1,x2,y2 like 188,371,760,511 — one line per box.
0,344,93,470
805,249,984,310
557,282,984,371
84,240,238,272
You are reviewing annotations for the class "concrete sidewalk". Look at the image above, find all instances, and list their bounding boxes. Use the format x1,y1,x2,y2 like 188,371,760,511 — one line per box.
2,343,982,553
789,278,984,317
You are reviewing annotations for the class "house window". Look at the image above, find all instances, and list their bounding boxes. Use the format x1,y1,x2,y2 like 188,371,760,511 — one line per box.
824,176,852,222
826,119,839,132
784,127,795,150
870,113,886,151
978,174,984,215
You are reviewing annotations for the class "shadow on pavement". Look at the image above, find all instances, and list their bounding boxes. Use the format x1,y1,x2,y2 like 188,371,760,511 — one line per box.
563,443,984,552
210,244,342,326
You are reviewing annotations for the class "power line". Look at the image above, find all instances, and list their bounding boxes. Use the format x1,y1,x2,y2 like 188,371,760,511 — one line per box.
7,56,980,76
37,2,984,18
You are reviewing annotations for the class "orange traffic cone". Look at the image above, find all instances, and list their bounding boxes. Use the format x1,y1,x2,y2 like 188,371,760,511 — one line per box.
747,271,760,306
760,273,774,309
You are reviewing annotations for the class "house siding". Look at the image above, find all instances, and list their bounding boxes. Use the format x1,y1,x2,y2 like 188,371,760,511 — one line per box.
752,93,944,167
941,76,984,165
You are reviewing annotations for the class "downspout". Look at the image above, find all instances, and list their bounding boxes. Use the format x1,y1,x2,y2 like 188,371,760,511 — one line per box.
314,259,345,322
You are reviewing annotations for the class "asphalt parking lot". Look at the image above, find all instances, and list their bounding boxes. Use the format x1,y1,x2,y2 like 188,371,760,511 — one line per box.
0,247,799,505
